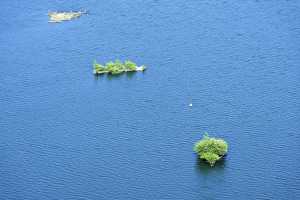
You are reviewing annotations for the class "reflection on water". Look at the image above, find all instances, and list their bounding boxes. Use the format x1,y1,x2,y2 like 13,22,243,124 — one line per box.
93,71,145,80
195,157,226,175
125,71,137,79
106,72,124,80
93,71,141,82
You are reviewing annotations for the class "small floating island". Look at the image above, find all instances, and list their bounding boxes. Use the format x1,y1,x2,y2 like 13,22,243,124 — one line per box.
48,11,85,23
194,133,228,167
93,60,146,75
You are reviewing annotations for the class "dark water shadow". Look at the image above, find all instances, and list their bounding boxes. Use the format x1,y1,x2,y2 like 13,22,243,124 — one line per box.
125,71,136,79
93,73,123,80
93,71,146,81
106,73,124,81
94,74,105,80
195,156,226,175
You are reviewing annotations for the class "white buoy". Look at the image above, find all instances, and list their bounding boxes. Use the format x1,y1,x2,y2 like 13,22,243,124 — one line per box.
189,103,193,107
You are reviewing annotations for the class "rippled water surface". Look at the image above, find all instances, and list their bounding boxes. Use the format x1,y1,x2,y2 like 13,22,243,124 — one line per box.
1,1,300,199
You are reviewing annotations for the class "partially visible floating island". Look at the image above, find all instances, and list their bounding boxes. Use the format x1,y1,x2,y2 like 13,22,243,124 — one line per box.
93,60,146,75
48,11,85,23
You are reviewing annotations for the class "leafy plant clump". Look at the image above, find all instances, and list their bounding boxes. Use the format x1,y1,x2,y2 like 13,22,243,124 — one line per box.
93,60,146,75
194,133,228,167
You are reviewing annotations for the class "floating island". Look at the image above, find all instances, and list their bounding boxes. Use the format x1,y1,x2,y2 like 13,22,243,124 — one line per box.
194,133,228,167
48,11,86,23
93,60,146,75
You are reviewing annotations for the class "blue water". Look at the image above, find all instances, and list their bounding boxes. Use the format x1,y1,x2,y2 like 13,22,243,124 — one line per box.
1,1,300,199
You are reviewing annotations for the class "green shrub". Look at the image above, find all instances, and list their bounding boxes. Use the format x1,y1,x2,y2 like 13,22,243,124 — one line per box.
194,133,228,166
105,61,115,72
93,60,144,75
124,60,137,71
200,152,220,166
114,60,125,70
93,61,106,73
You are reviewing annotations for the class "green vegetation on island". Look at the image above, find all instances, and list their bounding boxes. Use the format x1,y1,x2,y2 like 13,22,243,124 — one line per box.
194,133,228,167
93,60,146,75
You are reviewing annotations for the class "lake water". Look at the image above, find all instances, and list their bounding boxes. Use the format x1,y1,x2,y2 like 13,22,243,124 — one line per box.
1,1,300,199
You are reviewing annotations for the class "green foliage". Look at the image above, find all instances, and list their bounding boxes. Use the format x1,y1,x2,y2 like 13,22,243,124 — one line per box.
93,60,106,72
93,60,141,75
114,59,125,70
105,61,115,71
124,60,137,71
194,133,228,166
200,152,220,167
104,61,118,74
